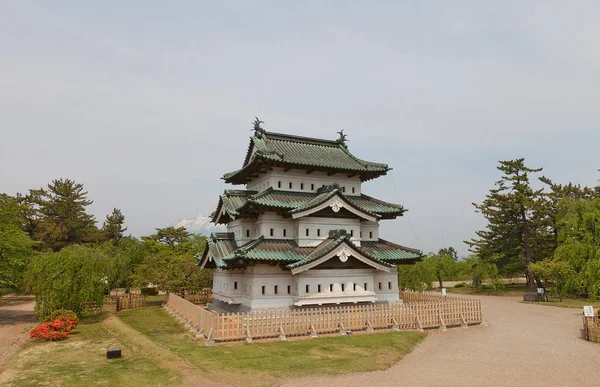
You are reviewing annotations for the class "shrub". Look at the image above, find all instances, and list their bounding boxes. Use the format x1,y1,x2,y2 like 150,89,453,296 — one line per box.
141,287,159,296
30,309,79,341
454,282,466,288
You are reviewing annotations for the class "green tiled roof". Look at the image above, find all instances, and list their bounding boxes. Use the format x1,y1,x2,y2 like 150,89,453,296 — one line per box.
212,187,405,223
223,131,391,184
360,239,422,262
199,230,422,269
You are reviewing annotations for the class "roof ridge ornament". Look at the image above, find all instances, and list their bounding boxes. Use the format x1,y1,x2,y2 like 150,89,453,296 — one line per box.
336,130,349,148
251,117,266,137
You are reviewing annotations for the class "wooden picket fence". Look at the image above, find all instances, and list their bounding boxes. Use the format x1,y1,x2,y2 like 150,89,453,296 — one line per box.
400,290,465,302
82,294,145,315
164,292,217,335
583,315,600,343
165,291,483,343
182,289,213,304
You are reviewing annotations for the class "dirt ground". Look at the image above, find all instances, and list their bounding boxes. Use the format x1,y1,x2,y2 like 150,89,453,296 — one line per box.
281,295,600,387
0,296,36,368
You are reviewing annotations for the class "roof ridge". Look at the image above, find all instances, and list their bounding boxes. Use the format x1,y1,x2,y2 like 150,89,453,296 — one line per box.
263,131,340,147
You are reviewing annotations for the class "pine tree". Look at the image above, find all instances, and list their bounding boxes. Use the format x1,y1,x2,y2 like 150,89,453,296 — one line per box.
31,178,97,251
102,208,127,244
466,159,547,291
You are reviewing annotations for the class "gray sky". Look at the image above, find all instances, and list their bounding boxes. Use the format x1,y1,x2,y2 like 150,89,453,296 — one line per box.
1,1,599,256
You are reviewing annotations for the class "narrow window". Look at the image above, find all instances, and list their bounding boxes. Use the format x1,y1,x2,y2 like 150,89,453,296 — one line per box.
342,186,346,193
234,281,238,290
287,285,291,294
262,286,266,295
388,282,392,290
278,181,281,188
311,183,314,190
350,230,354,237
246,230,250,238
329,284,333,292
306,228,310,236
364,283,368,291
318,284,322,293
317,229,321,237
305,284,310,293
274,285,278,294
301,183,304,190
369,231,373,239
341,284,345,292
289,182,292,189
360,232,363,238
352,187,355,194
353,283,357,291
378,282,382,290
270,228,274,237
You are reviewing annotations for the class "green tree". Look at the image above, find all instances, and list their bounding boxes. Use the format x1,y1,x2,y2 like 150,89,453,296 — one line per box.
102,208,127,244
26,245,110,318
0,195,35,289
553,197,600,298
131,251,211,292
530,260,571,301
142,226,191,249
29,178,98,251
438,247,459,261
100,237,147,292
466,158,548,290
424,254,455,288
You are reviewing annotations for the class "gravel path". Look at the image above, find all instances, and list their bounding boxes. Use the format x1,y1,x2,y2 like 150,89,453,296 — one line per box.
0,296,36,367
281,296,600,387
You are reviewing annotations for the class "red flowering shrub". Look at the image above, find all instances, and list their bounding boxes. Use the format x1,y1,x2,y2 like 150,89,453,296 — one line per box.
30,309,79,341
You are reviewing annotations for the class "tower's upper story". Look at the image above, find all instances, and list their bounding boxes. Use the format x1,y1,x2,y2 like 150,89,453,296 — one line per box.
222,120,391,196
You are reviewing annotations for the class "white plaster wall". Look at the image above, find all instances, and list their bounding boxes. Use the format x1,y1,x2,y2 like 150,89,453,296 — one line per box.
227,219,258,245
256,212,296,239
374,268,400,302
295,268,375,297
296,217,361,247
247,168,362,196
360,221,380,241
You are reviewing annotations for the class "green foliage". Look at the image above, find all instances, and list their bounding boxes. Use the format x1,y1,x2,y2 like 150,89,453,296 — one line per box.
552,197,600,299
438,247,458,261
0,194,35,289
142,227,191,249
132,231,210,292
26,245,111,318
26,178,99,251
466,159,555,289
102,208,127,244
454,282,466,288
530,260,571,300
99,237,147,291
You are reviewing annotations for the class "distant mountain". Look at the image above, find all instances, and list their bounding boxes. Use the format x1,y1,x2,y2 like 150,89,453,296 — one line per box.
169,215,225,236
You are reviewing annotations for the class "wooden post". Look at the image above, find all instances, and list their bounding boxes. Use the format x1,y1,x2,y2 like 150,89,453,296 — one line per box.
416,315,424,332
366,319,374,333
205,327,214,347
245,327,253,343
460,313,469,329
279,326,287,341
309,324,318,338
339,322,347,335
392,318,400,331
439,312,447,331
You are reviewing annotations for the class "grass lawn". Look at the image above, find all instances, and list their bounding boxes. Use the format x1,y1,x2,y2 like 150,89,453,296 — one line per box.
145,294,166,305
119,306,425,385
444,283,527,296
2,305,425,387
0,313,180,387
524,298,600,309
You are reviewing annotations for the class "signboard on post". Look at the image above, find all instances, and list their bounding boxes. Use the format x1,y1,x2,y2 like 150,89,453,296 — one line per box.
441,288,447,297
583,306,595,317
537,288,544,294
